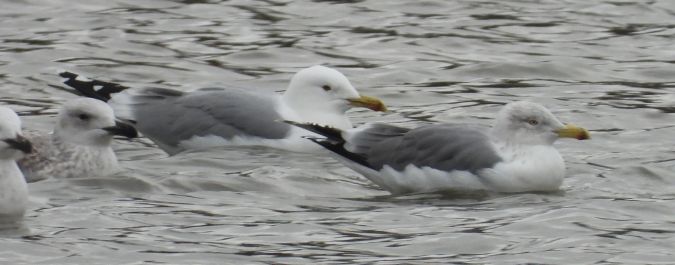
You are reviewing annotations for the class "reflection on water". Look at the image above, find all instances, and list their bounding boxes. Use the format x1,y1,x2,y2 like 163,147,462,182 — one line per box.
1,0,675,264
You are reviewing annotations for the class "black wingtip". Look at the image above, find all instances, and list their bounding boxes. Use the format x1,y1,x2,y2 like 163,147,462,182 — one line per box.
3,135,33,154
284,120,374,169
282,120,344,141
307,137,373,169
59,71,130,102
59,71,77,79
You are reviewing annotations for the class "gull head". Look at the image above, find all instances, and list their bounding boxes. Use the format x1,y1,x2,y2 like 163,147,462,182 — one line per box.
282,65,386,128
491,101,589,146
54,98,137,146
0,107,32,160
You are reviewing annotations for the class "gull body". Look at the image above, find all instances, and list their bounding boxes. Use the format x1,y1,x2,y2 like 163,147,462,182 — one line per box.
18,98,137,182
288,101,590,195
60,66,386,155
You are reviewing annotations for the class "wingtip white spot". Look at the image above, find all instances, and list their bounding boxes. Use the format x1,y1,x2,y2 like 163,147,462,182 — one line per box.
76,75,92,82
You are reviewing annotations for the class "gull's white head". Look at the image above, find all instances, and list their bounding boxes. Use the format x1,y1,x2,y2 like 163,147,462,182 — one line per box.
54,98,137,146
0,107,32,160
282,65,386,129
491,101,589,145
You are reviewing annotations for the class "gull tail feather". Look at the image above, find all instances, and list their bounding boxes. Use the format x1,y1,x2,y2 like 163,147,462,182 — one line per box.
59,72,130,102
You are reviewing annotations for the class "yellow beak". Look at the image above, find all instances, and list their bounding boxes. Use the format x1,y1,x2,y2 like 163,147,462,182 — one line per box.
555,124,590,140
347,95,387,112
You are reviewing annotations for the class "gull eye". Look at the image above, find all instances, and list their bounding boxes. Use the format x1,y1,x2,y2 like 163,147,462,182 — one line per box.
322,85,332,91
78,113,90,121
527,119,539,126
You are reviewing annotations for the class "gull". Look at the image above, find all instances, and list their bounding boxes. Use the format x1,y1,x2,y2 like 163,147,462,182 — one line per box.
18,98,137,182
59,65,387,155
287,101,590,195
0,106,32,221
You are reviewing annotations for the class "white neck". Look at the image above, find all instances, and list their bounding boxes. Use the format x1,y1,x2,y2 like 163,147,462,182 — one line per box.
490,126,554,147
280,95,353,130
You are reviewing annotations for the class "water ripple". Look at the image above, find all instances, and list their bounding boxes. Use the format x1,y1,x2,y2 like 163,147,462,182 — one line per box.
1,0,674,264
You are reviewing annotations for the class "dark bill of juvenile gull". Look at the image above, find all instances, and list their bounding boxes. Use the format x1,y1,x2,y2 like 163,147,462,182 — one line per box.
18,98,137,183
0,106,32,222
58,65,387,155
286,101,590,195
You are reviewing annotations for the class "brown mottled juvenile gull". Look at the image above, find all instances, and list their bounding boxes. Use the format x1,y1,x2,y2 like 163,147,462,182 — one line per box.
18,98,137,182
58,65,387,155
287,101,590,195
0,106,32,221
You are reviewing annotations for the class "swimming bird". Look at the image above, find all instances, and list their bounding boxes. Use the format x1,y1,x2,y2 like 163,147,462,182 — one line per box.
18,98,137,182
59,65,387,155
286,101,590,195
0,107,32,221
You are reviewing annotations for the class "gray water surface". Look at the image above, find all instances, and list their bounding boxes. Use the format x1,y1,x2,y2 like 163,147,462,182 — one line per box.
1,0,675,264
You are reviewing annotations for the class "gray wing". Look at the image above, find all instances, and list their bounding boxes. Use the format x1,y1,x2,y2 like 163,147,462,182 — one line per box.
128,88,291,147
357,124,503,173
344,123,411,153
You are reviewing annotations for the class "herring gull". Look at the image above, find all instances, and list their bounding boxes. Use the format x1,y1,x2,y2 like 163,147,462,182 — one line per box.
59,65,387,155
0,106,32,221
18,98,137,182
286,101,590,195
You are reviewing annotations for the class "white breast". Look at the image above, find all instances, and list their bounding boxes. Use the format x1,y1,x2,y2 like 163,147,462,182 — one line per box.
0,161,29,221
479,145,565,192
